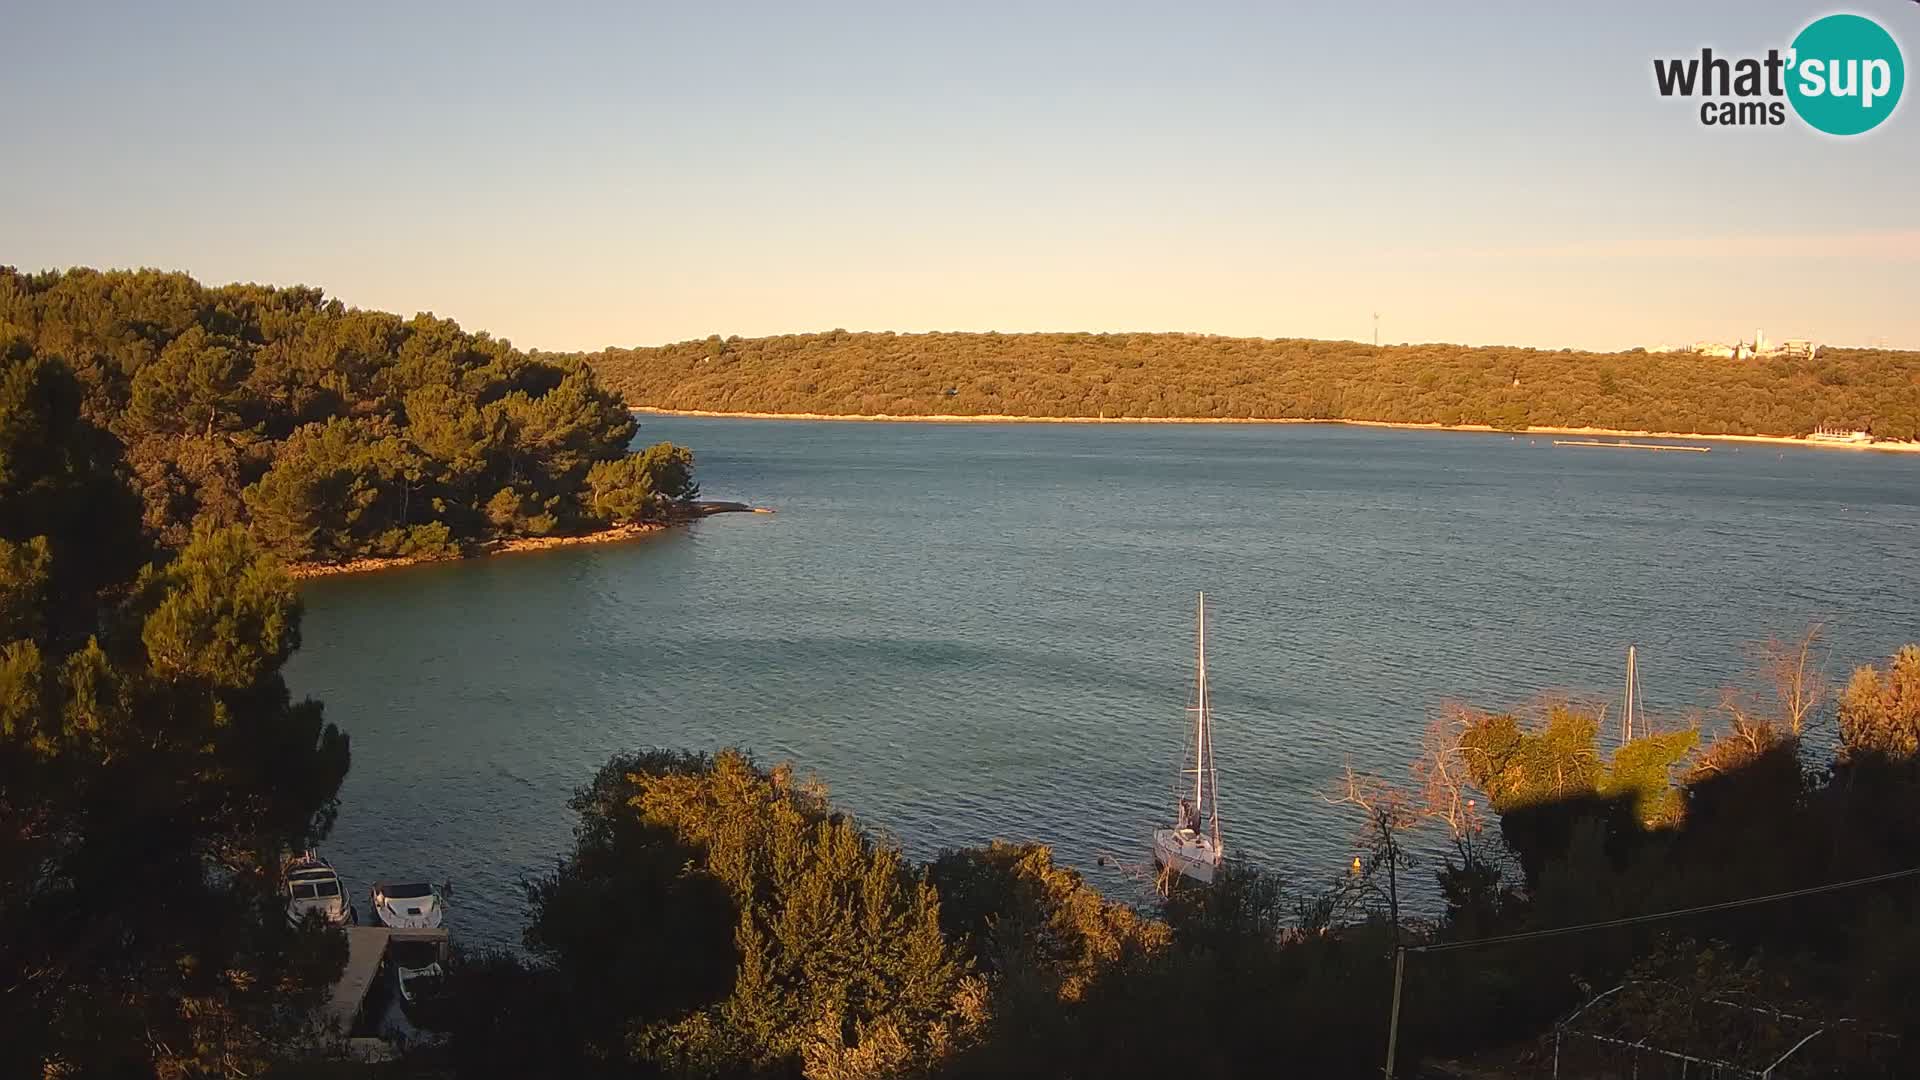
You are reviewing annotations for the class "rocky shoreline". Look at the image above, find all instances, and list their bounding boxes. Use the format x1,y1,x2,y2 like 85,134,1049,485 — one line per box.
287,502,769,580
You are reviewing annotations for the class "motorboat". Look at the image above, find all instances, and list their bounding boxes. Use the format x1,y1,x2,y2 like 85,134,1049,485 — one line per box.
370,880,445,930
284,851,355,927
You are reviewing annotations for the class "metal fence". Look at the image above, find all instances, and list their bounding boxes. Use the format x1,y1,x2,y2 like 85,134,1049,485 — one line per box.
1551,983,1898,1079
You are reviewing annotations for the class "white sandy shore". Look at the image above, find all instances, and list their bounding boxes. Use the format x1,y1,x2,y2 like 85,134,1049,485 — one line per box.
631,407,1920,455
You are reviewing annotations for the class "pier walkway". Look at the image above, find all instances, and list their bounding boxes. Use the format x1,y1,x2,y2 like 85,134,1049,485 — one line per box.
324,925,450,1034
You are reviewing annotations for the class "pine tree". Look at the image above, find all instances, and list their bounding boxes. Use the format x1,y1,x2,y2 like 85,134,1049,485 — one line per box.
1,346,351,1077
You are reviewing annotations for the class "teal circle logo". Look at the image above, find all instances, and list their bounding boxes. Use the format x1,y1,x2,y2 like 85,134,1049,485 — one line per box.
1787,14,1904,135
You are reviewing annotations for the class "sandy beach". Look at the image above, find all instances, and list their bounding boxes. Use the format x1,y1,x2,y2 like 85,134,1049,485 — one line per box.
631,407,1920,455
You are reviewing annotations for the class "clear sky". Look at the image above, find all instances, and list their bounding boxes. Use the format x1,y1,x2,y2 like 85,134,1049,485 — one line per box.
4,1,1917,352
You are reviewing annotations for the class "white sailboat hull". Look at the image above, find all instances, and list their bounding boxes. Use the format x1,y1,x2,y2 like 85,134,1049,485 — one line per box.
1152,828,1221,884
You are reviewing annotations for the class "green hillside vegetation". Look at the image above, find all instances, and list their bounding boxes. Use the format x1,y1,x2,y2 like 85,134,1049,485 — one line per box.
0,267,696,567
430,637,1920,1077
583,331,1920,440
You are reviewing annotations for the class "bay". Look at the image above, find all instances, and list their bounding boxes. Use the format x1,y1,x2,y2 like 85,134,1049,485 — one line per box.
283,419,1920,946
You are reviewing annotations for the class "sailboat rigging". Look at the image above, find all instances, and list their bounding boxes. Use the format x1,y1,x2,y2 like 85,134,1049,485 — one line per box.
1621,644,1643,744
1152,592,1224,885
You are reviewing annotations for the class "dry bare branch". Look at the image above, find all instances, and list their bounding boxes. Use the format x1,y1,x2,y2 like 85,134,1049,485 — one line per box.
1414,706,1486,840
1766,623,1829,736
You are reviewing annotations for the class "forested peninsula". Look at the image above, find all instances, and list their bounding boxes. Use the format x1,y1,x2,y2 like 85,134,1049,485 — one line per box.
0,267,697,574
583,331,1920,442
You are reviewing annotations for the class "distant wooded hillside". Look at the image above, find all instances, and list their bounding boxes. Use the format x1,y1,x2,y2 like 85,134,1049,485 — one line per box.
580,332,1920,440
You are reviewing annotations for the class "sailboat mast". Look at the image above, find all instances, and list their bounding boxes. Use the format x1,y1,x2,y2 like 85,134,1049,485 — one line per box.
1194,592,1207,811
1623,644,1637,744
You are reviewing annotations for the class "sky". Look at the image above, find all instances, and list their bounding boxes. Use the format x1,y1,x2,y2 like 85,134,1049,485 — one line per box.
3,1,1917,352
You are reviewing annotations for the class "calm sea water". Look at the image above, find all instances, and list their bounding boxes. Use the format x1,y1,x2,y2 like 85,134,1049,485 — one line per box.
284,419,1920,945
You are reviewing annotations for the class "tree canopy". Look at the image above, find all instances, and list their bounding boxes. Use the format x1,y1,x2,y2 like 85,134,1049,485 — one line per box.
447,749,985,1079
585,330,1920,440
0,266,699,566
1,346,351,1076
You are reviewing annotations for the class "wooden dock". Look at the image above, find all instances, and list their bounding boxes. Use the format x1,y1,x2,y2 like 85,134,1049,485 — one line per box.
324,926,449,1034
1552,439,1710,453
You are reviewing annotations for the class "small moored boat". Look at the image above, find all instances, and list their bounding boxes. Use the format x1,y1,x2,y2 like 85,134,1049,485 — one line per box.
1151,592,1225,885
388,935,447,1013
284,851,355,927
370,880,446,930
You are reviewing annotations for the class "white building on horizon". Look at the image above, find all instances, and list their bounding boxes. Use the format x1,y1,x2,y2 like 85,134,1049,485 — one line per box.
1663,330,1818,360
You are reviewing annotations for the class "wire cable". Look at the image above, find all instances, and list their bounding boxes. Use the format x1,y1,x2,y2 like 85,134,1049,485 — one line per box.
1408,865,1920,955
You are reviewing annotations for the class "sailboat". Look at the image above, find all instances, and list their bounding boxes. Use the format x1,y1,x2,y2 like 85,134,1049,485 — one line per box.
1152,592,1224,884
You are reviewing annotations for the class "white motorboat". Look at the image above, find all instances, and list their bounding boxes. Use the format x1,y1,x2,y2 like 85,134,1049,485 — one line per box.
1151,593,1225,885
284,851,355,927
370,880,445,930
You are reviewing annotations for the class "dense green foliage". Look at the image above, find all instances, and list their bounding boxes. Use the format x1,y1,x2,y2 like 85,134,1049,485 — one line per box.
1,346,351,1076
444,748,1415,1079
447,750,982,1078
1838,644,1920,760
586,331,1920,440
1422,649,1920,1073
437,637,1920,1079
0,267,697,565
1460,704,1697,828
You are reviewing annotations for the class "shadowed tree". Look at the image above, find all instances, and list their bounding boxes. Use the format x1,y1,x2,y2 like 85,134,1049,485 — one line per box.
1,342,351,1077
0,344,147,640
